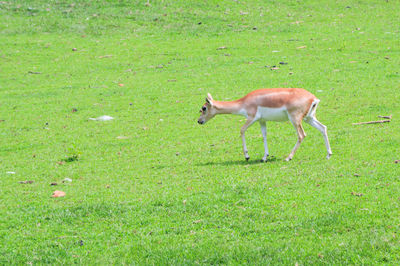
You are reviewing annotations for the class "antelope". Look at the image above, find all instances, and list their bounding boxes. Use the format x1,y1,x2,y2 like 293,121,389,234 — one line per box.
197,88,332,162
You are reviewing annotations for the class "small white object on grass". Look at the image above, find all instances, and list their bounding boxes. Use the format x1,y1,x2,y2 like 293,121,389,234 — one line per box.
89,115,114,121
63,178,72,183
6,171,15,174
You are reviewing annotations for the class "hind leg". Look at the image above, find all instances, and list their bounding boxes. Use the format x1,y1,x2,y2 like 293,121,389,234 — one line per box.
305,116,332,159
286,115,306,161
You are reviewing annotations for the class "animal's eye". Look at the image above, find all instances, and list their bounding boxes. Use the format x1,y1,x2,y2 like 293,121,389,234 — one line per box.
202,106,207,111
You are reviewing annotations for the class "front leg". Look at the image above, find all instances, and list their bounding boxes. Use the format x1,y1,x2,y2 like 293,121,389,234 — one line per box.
241,132,250,161
260,121,269,162
240,117,256,161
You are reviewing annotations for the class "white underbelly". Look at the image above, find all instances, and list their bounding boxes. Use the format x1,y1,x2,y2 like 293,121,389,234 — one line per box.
256,106,289,122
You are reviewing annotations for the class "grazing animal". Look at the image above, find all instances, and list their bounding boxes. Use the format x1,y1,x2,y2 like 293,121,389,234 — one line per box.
197,88,332,162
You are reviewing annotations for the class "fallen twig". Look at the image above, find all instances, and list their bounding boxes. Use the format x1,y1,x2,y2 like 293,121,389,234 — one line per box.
352,120,390,125
378,115,392,119
19,180,34,184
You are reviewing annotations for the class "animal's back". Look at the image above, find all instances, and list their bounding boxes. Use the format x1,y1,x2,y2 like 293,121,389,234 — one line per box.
239,88,317,120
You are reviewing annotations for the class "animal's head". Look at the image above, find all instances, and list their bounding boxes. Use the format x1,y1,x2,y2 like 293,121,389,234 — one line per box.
198,93,216,125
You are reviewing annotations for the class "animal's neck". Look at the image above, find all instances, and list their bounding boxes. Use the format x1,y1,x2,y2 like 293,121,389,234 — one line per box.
214,100,244,115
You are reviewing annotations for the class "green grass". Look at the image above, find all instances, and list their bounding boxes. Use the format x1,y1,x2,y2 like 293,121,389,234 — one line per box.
1,0,400,264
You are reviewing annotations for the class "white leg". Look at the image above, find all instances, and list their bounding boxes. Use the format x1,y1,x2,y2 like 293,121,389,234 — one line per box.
240,117,257,161
241,132,249,160
260,121,269,162
305,117,332,159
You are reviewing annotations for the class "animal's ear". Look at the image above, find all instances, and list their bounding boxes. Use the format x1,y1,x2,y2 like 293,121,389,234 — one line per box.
206,93,214,105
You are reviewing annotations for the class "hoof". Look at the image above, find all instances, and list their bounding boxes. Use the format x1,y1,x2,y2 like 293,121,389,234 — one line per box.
285,157,292,162
326,153,332,159
261,159,267,163
245,157,250,161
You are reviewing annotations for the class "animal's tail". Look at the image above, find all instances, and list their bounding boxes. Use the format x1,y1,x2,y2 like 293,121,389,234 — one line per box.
306,99,320,118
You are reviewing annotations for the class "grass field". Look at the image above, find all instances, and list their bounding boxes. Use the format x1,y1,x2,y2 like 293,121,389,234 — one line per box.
1,0,400,264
